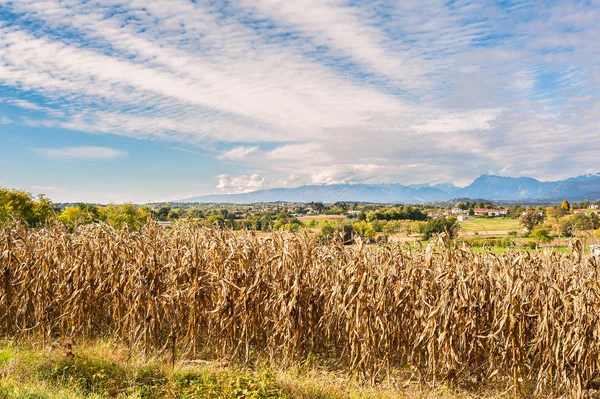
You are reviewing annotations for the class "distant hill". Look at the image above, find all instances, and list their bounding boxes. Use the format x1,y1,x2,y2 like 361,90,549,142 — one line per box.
179,183,450,204
178,173,600,204
455,175,555,200
547,178,600,199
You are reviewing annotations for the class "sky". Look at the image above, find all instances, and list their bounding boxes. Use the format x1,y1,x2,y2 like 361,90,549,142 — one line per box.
0,0,599,203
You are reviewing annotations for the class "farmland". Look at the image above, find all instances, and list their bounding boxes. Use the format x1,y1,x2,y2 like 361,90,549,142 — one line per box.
458,217,521,234
296,214,347,223
2,221,600,398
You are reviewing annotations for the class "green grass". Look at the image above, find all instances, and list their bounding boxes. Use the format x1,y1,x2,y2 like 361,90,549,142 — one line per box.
0,340,512,399
458,217,521,233
0,348,14,367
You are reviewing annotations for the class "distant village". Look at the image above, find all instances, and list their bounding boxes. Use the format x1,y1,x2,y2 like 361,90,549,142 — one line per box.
147,200,600,230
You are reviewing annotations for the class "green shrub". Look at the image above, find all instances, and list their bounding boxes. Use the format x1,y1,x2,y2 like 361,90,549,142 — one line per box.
172,369,289,399
38,357,128,396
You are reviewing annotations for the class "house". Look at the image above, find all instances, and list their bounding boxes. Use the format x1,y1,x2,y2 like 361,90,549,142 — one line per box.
522,210,544,217
474,208,509,217
574,208,600,215
451,208,464,215
457,214,470,221
589,205,600,209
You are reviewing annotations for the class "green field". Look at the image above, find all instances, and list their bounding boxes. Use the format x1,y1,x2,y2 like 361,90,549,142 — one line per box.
458,217,521,233
0,341,493,399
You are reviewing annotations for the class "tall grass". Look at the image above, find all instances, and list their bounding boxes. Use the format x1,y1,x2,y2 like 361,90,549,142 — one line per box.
1,221,600,397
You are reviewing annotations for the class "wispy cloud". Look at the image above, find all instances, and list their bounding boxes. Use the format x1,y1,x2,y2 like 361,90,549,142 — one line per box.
0,0,598,196
266,143,330,162
237,0,432,90
0,115,13,125
219,146,259,160
35,146,128,161
4,99,47,111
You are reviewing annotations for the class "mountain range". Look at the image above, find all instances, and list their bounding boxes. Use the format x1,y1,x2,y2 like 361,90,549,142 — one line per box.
178,173,600,204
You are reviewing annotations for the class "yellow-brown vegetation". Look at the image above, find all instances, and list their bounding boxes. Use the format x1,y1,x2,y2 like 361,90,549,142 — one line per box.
1,222,600,397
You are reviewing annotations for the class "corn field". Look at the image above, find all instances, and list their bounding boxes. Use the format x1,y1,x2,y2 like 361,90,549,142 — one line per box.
2,222,600,397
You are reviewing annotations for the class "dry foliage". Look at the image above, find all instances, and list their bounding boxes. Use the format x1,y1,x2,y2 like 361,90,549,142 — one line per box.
1,221,600,397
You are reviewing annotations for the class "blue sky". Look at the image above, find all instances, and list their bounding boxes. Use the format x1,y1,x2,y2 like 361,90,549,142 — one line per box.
0,0,599,203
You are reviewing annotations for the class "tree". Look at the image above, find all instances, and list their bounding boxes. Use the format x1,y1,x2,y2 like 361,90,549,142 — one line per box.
352,221,376,240
168,210,181,220
571,213,593,231
156,206,171,221
556,216,573,237
520,211,543,232
531,226,552,243
561,200,570,211
546,206,567,221
320,220,337,237
309,202,324,214
333,202,349,212
187,208,204,219
99,203,149,230
590,212,600,230
421,217,458,240
59,206,87,230
0,188,57,227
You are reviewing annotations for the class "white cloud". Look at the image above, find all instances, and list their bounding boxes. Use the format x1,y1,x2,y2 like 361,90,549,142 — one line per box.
414,109,502,134
353,164,381,173
216,174,265,193
511,70,536,94
238,0,431,90
214,173,305,194
0,2,401,143
219,146,259,160
172,147,200,154
266,143,330,162
279,174,301,187
35,146,128,160
0,0,598,196
5,99,46,111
